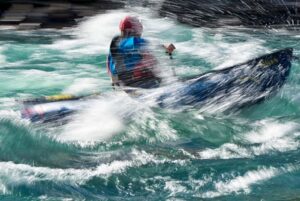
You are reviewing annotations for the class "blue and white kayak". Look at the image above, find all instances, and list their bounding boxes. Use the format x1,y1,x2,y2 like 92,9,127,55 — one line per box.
157,48,293,108
21,48,293,122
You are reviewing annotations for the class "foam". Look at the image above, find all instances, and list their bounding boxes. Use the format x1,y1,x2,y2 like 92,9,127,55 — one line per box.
0,151,132,186
175,28,266,70
198,143,251,159
126,106,178,143
0,160,131,188
46,11,128,55
199,138,299,160
165,180,187,196
251,137,299,155
0,98,17,108
210,167,278,196
59,97,125,145
150,175,211,198
245,120,298,143
0,109,29,127
202,164,299,198
62,78,102,94
0,149,185,193
198,120,299,159
57,91,177,146
0,182,8,194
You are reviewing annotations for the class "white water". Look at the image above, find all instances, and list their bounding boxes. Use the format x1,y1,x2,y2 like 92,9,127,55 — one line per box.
0,5,299,200
198,120,300,159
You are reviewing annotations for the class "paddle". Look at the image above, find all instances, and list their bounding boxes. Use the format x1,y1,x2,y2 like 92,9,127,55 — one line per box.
22,93,101,105
22,44,177,105
163,43,176,75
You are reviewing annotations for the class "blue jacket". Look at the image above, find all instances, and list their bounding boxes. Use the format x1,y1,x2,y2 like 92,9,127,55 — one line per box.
107,36,148,75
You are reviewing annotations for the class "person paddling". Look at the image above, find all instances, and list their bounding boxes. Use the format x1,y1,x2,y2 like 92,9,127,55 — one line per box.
107,16,175,89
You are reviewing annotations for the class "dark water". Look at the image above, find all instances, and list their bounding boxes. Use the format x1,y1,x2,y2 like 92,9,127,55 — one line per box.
0,8,300,200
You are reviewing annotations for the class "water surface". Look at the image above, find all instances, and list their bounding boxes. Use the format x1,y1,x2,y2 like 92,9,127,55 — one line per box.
0,8,300,201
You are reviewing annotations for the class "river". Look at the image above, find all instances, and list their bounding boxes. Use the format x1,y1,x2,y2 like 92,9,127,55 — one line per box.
0,7,300,201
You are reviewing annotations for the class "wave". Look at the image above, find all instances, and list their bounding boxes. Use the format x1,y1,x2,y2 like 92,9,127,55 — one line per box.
201,164,300,198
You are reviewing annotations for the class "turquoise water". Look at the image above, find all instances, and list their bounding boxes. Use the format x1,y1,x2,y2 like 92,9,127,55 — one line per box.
0,8,300,200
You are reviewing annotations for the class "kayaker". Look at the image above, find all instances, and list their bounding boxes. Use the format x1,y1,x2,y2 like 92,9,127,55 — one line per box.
107,16,175,89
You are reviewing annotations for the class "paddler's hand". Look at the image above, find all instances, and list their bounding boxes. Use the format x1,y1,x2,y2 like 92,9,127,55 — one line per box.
163,43,176,55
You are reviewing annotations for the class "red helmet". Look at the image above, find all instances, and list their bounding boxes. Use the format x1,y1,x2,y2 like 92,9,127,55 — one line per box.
119,16,143,36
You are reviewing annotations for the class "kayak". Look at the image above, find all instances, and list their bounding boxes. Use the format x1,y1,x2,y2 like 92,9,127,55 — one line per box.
21,48,293,122
157,48,293,108
21,94,98,122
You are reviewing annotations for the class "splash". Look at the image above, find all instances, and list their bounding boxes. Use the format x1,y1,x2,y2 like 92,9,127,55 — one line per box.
202,164,300,198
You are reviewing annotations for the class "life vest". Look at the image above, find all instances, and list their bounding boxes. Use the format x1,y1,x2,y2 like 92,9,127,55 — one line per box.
107,36,158,86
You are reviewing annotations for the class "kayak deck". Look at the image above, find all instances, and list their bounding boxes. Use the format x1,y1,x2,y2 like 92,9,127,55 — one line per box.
157,48,293,108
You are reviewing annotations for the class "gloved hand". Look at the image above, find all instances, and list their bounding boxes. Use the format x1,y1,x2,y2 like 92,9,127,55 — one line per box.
163,43,176,55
